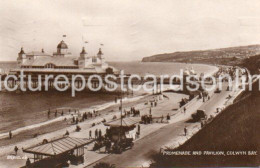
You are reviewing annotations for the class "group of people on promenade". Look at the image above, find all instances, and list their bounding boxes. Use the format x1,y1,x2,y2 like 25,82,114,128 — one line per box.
89,128,103,139
47,108,80,118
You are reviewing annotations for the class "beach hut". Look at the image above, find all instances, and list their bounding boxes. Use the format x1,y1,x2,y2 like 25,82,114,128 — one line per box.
22,136,92,168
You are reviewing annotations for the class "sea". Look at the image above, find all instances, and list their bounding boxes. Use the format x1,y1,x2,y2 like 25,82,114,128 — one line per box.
0,61,217,135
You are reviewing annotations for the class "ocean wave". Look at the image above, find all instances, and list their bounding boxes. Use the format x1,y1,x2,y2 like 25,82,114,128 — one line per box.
0,94,147,140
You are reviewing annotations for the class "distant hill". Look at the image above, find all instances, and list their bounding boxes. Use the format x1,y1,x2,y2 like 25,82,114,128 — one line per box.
142,45,260,64
240,54,260,74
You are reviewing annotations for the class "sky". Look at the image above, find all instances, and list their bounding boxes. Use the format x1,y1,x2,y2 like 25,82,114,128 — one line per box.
1,0,260,61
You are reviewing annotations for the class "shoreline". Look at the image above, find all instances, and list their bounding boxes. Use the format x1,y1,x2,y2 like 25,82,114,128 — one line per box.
0,62,218,152
0,90,189,168
0,62,218,139
0,93,149,142
0,63,221,168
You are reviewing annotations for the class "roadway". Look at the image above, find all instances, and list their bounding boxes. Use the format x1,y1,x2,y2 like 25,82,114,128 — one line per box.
86,82,234,168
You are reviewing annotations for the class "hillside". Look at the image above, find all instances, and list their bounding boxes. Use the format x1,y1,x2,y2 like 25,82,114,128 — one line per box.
142,45,260,65
150,56,260,167
151,87,259,167
240,54,260,74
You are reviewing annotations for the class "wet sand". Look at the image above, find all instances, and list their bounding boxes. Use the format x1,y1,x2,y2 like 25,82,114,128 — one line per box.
0,93,152,148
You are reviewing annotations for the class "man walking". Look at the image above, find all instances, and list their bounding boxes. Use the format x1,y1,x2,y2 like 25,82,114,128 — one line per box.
184,126,187,136
138,124,140,135
99,129,102,139
14,146,18,155
89,130,92,139
95,129,98,139
9,131,12,139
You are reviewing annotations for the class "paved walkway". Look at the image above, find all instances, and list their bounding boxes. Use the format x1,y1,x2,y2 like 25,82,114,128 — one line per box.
0,92,186,168
0,80,242,168
86,82,242,167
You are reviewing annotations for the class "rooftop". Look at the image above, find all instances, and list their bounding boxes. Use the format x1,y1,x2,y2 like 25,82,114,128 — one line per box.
23,136,91,156
23,57,78,67
104,117,140,127
57,40,68,49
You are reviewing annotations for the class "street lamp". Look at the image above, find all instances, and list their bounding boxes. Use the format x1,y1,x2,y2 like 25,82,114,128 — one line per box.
117,94,123,143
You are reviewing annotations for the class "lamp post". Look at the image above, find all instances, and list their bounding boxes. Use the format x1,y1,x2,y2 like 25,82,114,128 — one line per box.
118,95,123,143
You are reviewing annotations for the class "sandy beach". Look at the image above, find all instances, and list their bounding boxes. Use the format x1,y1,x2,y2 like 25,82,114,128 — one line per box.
0,90,189,167
0,62,219,168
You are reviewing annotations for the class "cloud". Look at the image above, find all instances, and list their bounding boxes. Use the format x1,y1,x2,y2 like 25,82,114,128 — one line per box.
1,0,260,61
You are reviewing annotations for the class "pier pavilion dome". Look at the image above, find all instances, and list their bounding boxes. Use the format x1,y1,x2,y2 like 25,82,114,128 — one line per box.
57,40,68,49
54,40,71,57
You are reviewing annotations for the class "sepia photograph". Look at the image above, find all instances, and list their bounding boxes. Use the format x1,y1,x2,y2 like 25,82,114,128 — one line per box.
0,0,259,167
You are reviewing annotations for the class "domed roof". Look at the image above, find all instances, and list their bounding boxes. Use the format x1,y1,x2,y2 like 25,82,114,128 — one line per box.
80,47,87,54
97,48,103,55
19,47,25,54
57,40,68,49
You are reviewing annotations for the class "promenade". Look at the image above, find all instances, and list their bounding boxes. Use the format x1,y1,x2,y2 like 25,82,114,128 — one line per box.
0,91,186,168
87,81,243,168
0,75,243,168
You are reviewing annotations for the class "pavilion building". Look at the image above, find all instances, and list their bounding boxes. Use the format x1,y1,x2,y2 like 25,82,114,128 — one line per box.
16,40,117,73
6,40,123,91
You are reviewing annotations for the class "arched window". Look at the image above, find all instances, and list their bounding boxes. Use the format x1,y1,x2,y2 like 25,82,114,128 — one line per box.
92,57,97,63
45,63,56,69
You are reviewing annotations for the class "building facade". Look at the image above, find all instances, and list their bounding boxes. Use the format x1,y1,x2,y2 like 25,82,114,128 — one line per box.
16,40,117,74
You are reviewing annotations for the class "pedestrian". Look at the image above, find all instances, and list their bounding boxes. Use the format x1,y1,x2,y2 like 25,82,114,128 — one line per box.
149,107,152,115
138,125,140,134
99,129,102,139
184,126,187,136
95,129,98,139
26,158,31,168
89,130,92,139
76,125,81,132
167,113,170,120
9,131,12,139
61,110,64,116
65,130,69,136
48,109,50,117
55,110,57,117
14,146,18,155
184,107,186,114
